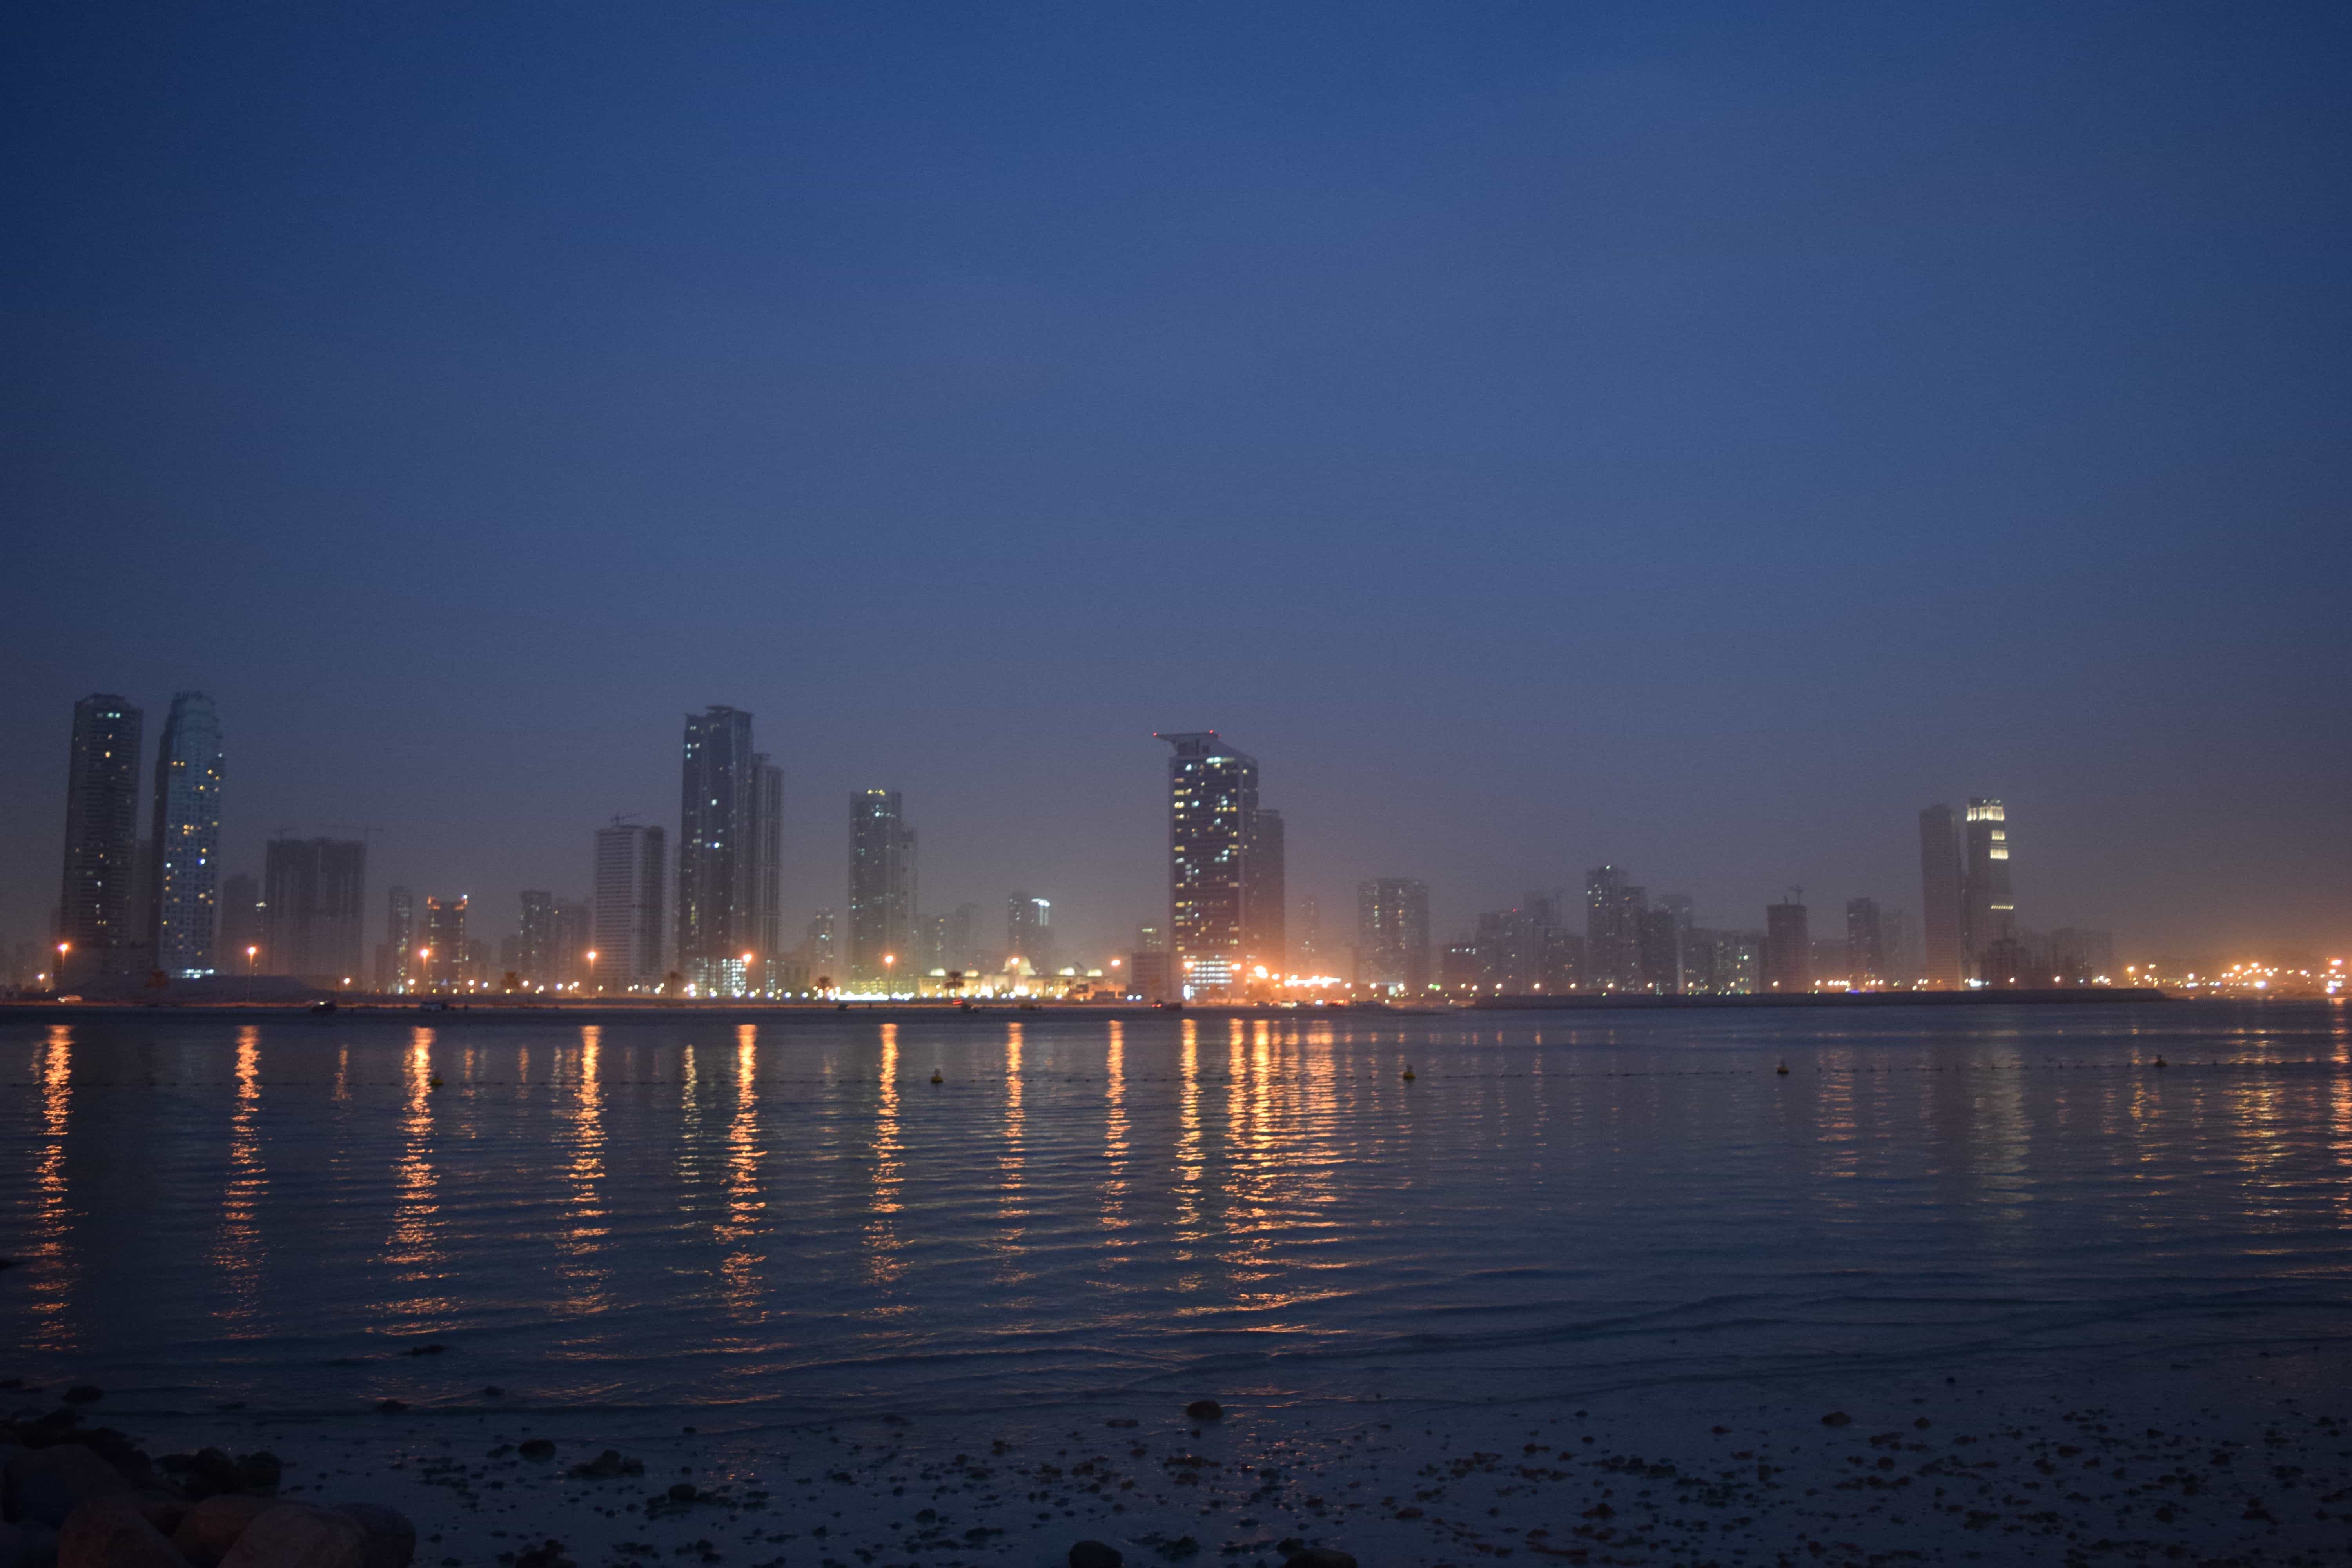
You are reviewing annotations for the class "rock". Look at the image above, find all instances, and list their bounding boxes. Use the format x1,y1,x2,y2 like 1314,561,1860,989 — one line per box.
0,1520,59,1568
232,1457,278,1497
6,1443,134,1528
1183,1400,1223,1421
1069,1541,1123,1568
478,1388,503,1399
564,1451,641,1479
515,1440,555,1462
61,1389,103,1407
510,1543,573,1568
173,1497,276,1568
1820,1411,1852,1427
1282,1552,1356,1568
56,1495,185,1568
217,1505,364,1568
373,1401,406,1416
129,1498,188,1537
664,1483,697,1503
329,1504,413,1568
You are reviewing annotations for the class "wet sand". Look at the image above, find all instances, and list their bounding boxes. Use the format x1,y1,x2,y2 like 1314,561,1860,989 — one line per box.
72,1341,2352,1568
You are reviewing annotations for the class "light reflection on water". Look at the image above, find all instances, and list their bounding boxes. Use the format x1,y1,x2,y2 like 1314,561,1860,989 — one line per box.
2,1004,2350,1417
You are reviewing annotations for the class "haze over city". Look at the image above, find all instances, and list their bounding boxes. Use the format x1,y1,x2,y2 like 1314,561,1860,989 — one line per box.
6,2,2348,969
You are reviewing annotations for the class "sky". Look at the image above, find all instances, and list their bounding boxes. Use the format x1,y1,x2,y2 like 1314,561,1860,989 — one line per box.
4,0,2348,965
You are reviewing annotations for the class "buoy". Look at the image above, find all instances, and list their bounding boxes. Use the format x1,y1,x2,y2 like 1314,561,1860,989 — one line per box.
1775,1063,1789,1076
930,1069,944,1084
428,1075,444,1089
1401,1065,1416,1081
2154,1056,2167,1068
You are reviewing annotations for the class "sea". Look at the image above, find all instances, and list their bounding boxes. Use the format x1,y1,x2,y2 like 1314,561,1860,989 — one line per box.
6,1001,2348,1425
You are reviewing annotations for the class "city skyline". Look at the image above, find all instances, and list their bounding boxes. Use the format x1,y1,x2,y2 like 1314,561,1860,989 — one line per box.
5,686,2335,989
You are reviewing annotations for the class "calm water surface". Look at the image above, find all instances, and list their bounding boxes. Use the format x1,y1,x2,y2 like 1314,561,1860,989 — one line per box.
4,1004,2348,1420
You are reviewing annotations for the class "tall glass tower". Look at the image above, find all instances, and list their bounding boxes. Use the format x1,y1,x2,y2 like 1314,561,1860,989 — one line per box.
148,691,223,977
848,789,916,989
676,705,764,989
1158,732,1254,995
59,694,144,985
1962,798,2015,973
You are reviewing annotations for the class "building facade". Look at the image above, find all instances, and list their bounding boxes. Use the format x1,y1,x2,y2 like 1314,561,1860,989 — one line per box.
1845,896,1884,985
1357,877,1432,993
1764,898,1811,991
59,694,145,985
1005,892,1053,973
424,895,467,989
1917,804,1965,987
848,789,916,988
1584,865,1647,991
146,691,224,977
592,820,667,988
1156,731,1286,994
262,837,367,980
1962,798,2015,976
676,706,763,987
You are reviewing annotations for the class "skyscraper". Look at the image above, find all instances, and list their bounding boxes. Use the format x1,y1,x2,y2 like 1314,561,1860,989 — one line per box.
676,706,760,986
1764,898,1812,991
1638,907,1683,994
1962,798,2015,974
424,895,467,989
1296,895,1321,970
1917,805,1965,987
1245,807,1285,973
848,789,916,988
1846,896,1884,985
517,890,557,985
58,694,144,985
1156,731,1284,994
147,692,224,977
262,837,367,980
1357,878,1431,994
379,884,415,991
749,753,784,962
1006,892,1053,972
592,820,667,988
1584,865,1647,991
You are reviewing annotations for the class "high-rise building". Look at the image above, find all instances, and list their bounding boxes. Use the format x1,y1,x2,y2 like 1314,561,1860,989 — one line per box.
381,885,416,991
1846,897,1884,985
1880,909,1913,986
1638,907,1684,994
1129,948,1171,1001
1918,805,1965,988
1295,895,1321,970
592,820,667,989
1156,732,1284,995
1584,866,1647,991
1764,898,1811,992
261,838,365,980
58,694,145,985
1006,892,1053,972
749,752,783,960
1357,878,1431,994
677,706,763,986
949,902,979,972
424,895,467,989
1245,807,1285,973
517,890,557,985
848,790,916,988
805,908,840,982
1962,798,2015,976
1681,927,1760,995
146,692,224,977
553,898,591,986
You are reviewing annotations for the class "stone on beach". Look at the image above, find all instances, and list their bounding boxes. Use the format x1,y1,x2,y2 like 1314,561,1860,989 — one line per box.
172,1496,276,1568
215,1504,367,1568
515,1440,555,1461
328,1503,414,1568
1183,1400,1223,1421
56,1495,187,1568
5,1442,134,1527
1068,1539,1123,1568
1281,1552,1356,1568
564,1451,641,1479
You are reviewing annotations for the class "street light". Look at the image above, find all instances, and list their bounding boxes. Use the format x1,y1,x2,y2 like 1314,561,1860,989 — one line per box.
244,944,258,975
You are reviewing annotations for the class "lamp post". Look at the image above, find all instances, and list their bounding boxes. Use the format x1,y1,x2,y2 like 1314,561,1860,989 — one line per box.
54,940,69,988
585,949,598,996
741,951,755,1000
244,944,258,976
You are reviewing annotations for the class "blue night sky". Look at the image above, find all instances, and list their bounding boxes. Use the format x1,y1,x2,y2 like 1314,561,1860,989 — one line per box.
4,2,2347,959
